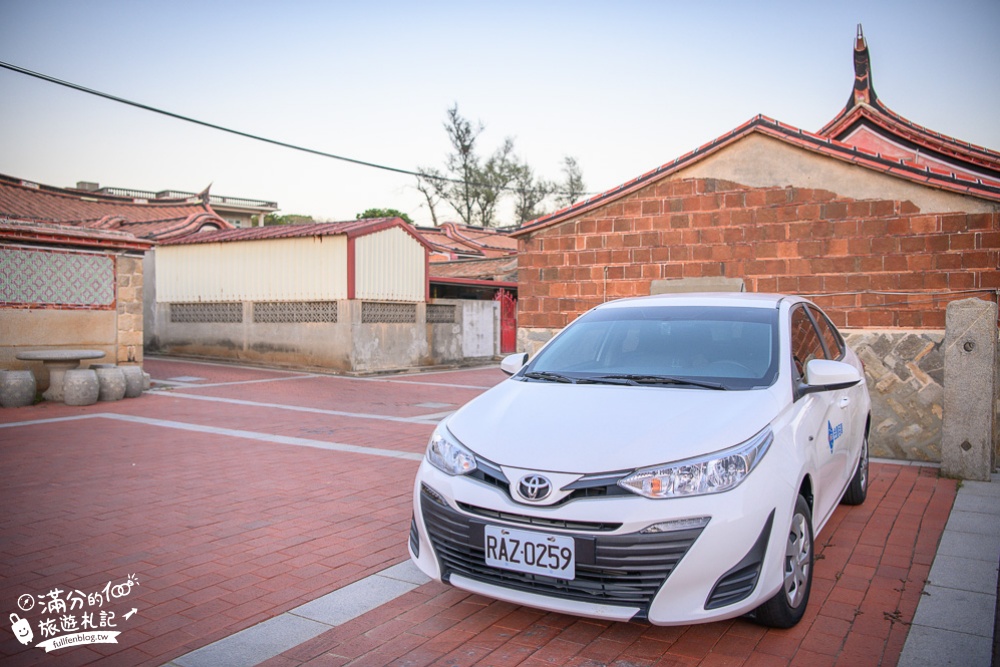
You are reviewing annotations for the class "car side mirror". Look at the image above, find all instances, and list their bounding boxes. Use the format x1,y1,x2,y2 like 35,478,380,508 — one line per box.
799,359,863,396
500,352,529,376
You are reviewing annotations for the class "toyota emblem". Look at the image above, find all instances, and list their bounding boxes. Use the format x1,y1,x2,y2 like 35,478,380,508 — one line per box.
517,474,552,502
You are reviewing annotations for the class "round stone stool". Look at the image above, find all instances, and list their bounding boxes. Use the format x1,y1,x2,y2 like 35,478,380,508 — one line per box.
64,369,99,406
95,366,127,402
1,370,37,407
121,366,144,398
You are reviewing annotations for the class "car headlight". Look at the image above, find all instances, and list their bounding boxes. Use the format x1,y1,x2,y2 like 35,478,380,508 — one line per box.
425,424,477,476
618,427,773,499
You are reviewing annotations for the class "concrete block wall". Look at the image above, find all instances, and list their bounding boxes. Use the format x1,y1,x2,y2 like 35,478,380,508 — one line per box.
516,177,999,332
151,298,498,374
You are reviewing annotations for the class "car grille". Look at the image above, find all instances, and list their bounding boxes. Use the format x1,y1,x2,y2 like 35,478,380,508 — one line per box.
472,456,631,506
457,502,622,532
420,484,704,616
409,514,420,557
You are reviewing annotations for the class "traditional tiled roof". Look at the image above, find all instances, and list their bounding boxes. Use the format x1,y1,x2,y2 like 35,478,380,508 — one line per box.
515,28,1000,237
414,222,517,260
429,256,518,283
0,173,232,240
819,26,1000,183
0,218,154,252
416,225,482,259
159,217,434,251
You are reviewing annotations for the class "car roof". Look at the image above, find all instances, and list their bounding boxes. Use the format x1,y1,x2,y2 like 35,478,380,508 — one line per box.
597,292,806,311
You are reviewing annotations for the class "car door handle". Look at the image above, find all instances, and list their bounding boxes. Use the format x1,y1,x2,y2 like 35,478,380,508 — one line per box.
839,397,850,409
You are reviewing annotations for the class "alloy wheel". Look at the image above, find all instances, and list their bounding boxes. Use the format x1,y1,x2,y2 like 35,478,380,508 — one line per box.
783,512,811,609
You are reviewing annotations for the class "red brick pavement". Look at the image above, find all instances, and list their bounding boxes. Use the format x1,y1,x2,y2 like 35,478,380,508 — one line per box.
0,359,956,666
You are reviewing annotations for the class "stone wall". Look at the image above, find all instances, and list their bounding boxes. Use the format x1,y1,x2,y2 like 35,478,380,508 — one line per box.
116,254,144,364
843,330,944,461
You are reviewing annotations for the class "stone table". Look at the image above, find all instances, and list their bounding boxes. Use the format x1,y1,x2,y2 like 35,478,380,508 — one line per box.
15,350,107,401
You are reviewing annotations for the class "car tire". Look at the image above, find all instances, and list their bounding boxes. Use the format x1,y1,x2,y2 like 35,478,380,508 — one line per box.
754,494,813,628
841,432,869,506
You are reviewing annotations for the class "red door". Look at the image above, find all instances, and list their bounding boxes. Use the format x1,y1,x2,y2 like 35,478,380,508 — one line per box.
495,289,517,354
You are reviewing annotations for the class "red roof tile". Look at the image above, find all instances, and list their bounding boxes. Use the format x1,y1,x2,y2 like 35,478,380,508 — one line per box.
414,223,517,260
0,218,154,252
159,217,434,251
429,256,518,283
0,173,233,240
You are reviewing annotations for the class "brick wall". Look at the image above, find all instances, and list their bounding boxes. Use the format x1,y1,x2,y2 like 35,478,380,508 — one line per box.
516,178,999,330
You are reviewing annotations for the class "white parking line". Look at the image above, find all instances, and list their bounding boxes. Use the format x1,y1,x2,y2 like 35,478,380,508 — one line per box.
150,391,448,424
0,413,424,461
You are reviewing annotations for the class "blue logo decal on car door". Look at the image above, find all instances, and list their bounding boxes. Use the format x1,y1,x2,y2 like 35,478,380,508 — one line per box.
828,421,844,452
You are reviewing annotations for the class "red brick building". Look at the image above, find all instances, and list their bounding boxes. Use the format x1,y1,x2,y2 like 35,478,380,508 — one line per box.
512,28,1000,348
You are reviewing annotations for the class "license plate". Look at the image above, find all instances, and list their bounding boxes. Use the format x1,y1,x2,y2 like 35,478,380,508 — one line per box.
484,525,575,580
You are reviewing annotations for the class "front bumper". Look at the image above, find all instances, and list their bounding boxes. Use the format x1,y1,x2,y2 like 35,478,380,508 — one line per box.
409,455,796,626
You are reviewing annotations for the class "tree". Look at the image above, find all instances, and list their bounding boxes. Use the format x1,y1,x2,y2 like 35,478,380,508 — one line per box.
556,156,586,208
417,105,586,227
511,161,553,225
417,104,518,228
355,208,413,224
265,213,314,226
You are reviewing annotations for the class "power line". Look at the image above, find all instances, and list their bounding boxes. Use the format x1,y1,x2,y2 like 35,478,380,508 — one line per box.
0,60,435,180
0,60,591,197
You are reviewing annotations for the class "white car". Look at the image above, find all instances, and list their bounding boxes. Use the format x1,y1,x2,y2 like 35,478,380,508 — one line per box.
409,293,871,627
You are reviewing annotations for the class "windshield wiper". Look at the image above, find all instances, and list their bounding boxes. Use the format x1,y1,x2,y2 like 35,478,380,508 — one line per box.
591,374,727,390
522,371,579,383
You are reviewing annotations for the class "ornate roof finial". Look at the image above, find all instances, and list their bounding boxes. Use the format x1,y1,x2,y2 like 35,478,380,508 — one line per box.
850,24,878,108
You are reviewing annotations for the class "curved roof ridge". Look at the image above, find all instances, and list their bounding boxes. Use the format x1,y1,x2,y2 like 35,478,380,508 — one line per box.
818,26,1000,174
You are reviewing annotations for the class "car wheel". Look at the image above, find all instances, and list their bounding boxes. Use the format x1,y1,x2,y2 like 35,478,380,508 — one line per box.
841,432,869,506
754,494,813,628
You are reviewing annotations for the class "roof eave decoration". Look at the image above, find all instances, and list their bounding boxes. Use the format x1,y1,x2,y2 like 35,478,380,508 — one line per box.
850,24,878,110
144,212,231,241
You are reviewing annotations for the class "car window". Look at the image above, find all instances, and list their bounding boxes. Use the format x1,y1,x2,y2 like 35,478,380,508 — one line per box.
809,306,844,360
790,306,826,377
526,306,779,389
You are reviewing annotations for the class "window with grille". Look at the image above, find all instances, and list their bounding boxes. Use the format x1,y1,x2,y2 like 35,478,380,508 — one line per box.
253,301,338,323
361,301,417,324
170,302,243,323
426,304,457,324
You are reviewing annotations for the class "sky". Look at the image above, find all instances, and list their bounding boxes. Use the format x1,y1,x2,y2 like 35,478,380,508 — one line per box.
1,0,998,228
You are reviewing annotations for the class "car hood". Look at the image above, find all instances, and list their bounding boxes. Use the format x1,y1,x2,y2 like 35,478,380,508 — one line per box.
446,379,783,474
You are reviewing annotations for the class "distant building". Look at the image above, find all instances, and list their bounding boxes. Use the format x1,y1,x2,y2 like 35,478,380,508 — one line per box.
151,219,501,371
72,180,279,228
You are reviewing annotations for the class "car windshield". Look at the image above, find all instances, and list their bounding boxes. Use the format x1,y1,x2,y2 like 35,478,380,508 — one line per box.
524,305,780,390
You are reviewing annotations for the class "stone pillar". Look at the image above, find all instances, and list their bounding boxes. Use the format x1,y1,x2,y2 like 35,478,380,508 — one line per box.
941,298,998,481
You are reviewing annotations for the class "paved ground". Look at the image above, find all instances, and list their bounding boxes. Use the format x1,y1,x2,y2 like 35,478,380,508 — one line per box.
0,357,985,666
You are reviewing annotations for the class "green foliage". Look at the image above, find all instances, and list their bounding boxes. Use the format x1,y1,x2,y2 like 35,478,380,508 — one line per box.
264,213,314,226
356,208,414,224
